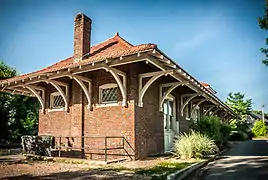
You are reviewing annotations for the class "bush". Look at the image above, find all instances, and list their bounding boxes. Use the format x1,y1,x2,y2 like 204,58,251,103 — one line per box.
228,131,247,141
252,120,268,137
229,119,250,134
190,116,231,146
174,131,219,159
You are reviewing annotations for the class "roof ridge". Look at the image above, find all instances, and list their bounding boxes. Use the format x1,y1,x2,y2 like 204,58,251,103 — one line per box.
0,35,157,84
90,33,133,53
113,32,133,48
90,34,117,49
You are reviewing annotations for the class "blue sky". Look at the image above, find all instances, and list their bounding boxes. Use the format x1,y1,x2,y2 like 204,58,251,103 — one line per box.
0,0,267,111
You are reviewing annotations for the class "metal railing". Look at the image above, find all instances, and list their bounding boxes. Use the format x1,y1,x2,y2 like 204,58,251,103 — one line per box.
51,136,135,161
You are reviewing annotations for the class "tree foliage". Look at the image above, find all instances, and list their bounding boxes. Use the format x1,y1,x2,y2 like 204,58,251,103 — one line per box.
0,61,17,79
252,120,268,137
226,92,252,119
190,116,231,147
0,60,39,143
258,0,268,66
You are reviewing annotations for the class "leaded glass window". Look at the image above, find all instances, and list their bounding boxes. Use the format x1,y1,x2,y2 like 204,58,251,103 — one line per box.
99,83,118,104
50,92,65,109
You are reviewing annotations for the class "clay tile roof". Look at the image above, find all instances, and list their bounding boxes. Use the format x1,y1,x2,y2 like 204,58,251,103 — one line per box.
200,82,209,87
0,33,157,83
200,81,217,94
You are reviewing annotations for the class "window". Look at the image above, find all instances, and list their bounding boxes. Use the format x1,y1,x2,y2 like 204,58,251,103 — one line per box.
99,83,118,104
163,95,176,131
184,104,190,120
50,92,65,109
192,104,200,120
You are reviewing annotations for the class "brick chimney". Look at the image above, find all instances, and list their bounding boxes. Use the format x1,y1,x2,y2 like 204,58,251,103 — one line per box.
74,13,92,61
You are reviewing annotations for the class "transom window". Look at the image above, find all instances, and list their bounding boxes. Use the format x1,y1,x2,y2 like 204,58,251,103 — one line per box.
99,83,118,104
50,92,65,109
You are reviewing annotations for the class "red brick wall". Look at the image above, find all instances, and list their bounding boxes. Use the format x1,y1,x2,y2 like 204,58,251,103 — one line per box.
38,66,136,160
135,79,165,158
38,62,192,160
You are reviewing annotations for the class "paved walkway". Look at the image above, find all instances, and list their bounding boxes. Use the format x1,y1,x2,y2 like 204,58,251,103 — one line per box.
201,140,268,180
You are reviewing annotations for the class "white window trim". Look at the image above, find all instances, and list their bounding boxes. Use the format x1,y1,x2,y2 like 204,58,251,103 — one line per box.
192,105,200,120
98,83,119,105
185,104,190,120
163,94,178,132
49,91,65,111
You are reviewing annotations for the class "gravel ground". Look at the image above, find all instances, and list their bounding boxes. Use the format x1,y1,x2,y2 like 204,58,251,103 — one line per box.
0,155,196,180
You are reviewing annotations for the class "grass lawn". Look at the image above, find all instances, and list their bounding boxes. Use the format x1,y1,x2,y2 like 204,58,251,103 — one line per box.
135,161,193,179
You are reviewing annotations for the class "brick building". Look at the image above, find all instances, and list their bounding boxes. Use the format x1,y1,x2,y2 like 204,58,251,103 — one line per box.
0,13,237,160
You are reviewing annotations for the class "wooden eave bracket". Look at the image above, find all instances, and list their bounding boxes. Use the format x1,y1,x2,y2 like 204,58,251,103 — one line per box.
211,108,221,116
45,79,69,111
180,93,200,116
159,82,184,111
103,66,127,107
138,70,173,107
190,98,208,117
5,84,45,113
23,85,45,113
204,105,216,116
72,75,92,110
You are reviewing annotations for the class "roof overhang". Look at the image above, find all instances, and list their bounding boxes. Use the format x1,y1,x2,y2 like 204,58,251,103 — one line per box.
0,48,239,119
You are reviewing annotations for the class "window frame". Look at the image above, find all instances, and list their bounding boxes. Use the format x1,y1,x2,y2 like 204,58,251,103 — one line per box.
99,83,119,105
49,91,65,111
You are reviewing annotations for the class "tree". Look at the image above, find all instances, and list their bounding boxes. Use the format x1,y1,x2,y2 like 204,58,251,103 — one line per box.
253,110,268,119
258,0,268,66
0,60,39,143
226,92,253,137
252,120,268,137
0,60,17,142
226,92,252,119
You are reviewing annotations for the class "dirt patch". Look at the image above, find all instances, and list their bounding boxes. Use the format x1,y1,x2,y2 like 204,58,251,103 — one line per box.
0,155,198,179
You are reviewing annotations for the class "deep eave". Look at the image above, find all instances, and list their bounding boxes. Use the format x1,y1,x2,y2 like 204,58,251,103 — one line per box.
0,34,239,119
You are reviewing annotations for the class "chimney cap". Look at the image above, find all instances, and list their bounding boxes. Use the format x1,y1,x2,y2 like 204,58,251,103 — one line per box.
74,13,92,22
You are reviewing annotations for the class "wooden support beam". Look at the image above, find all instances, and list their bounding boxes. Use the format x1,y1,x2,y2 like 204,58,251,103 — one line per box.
180,93,199,116
159,82,184,111
191,99,208,117
138,70,173,107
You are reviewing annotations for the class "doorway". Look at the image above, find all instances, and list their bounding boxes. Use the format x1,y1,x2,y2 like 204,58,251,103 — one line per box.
163,95,177,152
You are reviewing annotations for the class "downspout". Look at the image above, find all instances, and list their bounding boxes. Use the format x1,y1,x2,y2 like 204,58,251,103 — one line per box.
81,88,85,158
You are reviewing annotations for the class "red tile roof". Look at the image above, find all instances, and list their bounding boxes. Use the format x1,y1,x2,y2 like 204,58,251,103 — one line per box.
1,33,156,84
200,82,209,87
200,82,217,94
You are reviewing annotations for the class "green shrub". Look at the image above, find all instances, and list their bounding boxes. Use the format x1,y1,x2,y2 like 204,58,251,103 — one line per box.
229,119,250,133
228,131,246,141
191,116,231,146
252,120,268,137
174,131,219,159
